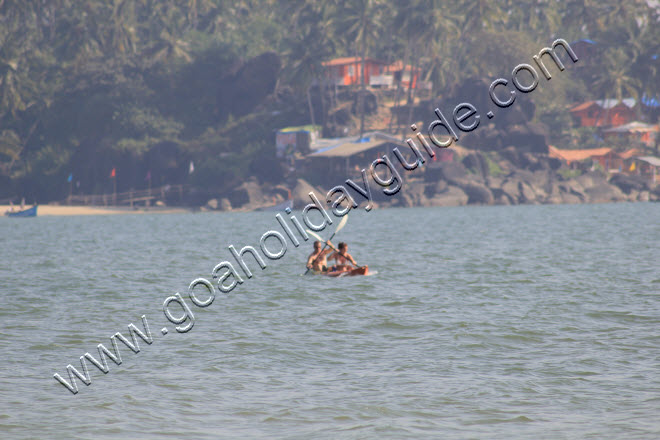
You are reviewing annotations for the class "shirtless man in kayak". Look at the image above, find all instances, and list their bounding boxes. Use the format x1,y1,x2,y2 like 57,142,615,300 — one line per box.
306,240,333,272
327,242,359,273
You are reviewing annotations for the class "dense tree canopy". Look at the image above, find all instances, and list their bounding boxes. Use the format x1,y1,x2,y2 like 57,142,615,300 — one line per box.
0,0,658,202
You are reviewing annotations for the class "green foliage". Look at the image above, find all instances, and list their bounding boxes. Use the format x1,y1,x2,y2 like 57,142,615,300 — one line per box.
484,154,505,177
0,0,657,202
558,168,583,179
572,127,603,149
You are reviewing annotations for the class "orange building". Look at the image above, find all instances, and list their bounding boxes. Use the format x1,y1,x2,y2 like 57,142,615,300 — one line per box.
321,57,386,87
603,122,658,147
549,146,640,172
384,60,421,90
569,99,636,127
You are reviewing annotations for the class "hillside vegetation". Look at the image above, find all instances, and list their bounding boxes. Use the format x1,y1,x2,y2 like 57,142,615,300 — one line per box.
0,0,658,202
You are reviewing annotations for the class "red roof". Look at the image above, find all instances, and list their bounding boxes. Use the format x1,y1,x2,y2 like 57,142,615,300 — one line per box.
322,57,386,67
569,101,597,113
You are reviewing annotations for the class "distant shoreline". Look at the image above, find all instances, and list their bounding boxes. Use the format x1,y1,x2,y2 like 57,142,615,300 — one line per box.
1,204,190,217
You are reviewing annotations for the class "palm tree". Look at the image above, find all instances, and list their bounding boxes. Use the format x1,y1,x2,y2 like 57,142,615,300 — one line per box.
334,0,386,137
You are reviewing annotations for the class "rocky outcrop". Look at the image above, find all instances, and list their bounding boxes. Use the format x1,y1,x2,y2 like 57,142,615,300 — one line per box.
585,183,627,203
216,147,657,211
461,181,494,205
229,179,267,208
609,173,650,194
291,178,325,208
427,185,469,206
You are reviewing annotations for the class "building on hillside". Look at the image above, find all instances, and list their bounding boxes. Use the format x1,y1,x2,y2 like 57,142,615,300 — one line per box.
548,146,641,172
302,132,406,184
628,156,660,183
321,57,387,87
384,60,421,90
276,125,321,160
569,99,637,127
602,122,659,147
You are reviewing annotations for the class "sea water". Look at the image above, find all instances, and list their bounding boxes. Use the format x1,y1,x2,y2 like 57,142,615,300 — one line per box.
1,203,658,439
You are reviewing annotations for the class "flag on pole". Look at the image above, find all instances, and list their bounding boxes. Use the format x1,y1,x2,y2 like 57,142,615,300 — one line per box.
110,168,116,178
67,173,73,182
189,161,195,174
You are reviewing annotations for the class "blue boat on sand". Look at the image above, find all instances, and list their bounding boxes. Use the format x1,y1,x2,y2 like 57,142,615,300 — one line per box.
4,205,38,217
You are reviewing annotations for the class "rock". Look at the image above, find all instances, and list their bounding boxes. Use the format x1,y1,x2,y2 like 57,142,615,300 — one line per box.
545,194,564,204
651,185,660,200
397,181,427,207
229,180,266,208
397,192,415,207
491,188,514,205
560,192,583,204
559,179,586,202
424,160,468,184
638,191,650,202
461,182,494,205
575,171,606,189
609,173,649,194
585,183,626,203
501,178,521,203
427,185,468,206
462,152,489,178
485,176,504,189
291,179,324,208
206,198,219,210
519,181,537,203
424,180,448,198
219,198,232,211
155,200,166,207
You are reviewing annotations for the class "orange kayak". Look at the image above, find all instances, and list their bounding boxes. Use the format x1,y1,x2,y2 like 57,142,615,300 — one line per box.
323,266,369,277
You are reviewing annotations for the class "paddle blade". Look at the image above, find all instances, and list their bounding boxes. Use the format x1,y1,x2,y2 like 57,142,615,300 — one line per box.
306,230,323,242
334,214,349,234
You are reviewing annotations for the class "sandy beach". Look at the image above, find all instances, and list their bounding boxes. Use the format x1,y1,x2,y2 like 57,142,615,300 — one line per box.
1,204,190,216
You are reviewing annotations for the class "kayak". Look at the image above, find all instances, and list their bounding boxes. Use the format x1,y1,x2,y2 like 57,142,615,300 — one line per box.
311,266,370,277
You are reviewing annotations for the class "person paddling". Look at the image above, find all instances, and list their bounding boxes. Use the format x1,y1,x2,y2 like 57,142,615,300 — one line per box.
306,240,333,272
327,241,359,273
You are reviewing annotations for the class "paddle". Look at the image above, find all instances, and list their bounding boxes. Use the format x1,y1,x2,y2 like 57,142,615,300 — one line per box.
302,214,349,275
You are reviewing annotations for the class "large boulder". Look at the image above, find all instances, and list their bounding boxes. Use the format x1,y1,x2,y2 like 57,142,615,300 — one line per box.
427,185,469,206
609,173,650,194
206,198,219,210
219,198,232,211
460,181,494,205
425,160,468,184
500,177,522,203
228,180,267,208
424,180,448,198
291,178,325,208
575,171,607,189
585,183,626,203
462,152,489,178
397,180,428,207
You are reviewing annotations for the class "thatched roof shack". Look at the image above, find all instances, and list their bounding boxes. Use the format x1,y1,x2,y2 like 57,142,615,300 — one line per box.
302,132,405,184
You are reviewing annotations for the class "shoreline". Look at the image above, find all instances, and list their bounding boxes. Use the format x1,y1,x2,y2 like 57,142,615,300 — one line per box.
1,204,191,217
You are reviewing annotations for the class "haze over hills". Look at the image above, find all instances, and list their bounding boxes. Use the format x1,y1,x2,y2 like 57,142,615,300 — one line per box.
0,1,658,205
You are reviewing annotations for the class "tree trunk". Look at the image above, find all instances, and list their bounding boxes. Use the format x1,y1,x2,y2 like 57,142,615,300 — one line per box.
307,85,316,127
359,14,367,139
406,51,420,128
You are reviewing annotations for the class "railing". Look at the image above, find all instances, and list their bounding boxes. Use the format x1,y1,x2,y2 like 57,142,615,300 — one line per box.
64,184,189,207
